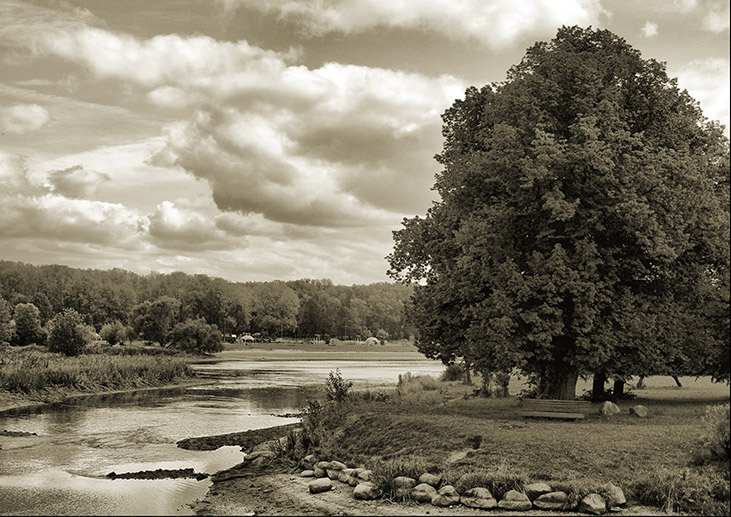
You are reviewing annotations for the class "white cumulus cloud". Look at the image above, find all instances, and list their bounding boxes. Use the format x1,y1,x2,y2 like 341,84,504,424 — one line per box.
672,58,730,134
642,21,658,37
1,104,50,133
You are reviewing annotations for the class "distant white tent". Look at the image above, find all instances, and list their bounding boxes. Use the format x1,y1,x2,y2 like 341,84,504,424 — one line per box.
364,337,380,346
242,335,255,342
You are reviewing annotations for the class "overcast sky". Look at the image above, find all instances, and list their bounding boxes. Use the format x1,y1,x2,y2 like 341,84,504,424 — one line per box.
0,0,728,285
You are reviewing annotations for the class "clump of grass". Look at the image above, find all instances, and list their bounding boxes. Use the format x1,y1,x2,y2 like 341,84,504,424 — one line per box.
700,403,730,460
369,455,434,500
0,348,193,394
397,372,441,393
632,466,730,516
451,463,528,499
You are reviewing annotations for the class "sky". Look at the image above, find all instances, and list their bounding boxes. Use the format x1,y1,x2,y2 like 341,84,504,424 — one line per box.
0,0,728,285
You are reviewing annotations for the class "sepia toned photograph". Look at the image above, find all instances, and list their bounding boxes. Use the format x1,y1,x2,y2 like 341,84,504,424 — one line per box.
0,1,729,515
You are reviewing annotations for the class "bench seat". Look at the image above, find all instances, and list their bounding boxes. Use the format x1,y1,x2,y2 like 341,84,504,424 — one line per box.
519,399,595,420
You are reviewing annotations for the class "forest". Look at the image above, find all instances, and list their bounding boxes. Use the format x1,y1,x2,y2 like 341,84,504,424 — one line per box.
0,260,415,347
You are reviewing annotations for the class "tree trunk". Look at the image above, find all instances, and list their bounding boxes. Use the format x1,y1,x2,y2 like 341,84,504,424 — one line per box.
497,372,510,397
481,372,492,397
671,375,683,388
463,360,472,385
540,364,579,400
612,379,625,400
592,372,607,402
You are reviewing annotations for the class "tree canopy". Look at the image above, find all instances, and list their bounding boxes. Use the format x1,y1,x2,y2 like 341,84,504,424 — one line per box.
388,26,730,398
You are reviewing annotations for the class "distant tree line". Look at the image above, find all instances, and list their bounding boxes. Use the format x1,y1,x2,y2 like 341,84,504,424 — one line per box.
0,261,415,353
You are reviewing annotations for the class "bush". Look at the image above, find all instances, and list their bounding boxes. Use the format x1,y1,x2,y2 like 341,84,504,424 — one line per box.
47,309,89,356
633,467,730,516
325,368,353,402
701,403,730,460
12,303,44,346
100,320,127,346
168,318,223,354
397,372,441,392
440,363,464,382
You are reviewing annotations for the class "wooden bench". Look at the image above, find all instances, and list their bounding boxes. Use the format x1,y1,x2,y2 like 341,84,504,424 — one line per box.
519,399,596,420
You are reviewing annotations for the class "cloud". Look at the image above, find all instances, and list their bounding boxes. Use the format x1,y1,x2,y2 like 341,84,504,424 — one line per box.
673,0,729,32
148,200,243,251
219,0,607,48
672,58,730,134
46,165,111,198
1,104,50,133
642,21,658,37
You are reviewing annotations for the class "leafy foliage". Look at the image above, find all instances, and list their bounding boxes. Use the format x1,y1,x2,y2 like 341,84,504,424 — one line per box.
99,320,128,346
325,368,353,402
12,303,44,346
388,26,730,398
0,298,13,346
168,317,224,354
47,308,89,356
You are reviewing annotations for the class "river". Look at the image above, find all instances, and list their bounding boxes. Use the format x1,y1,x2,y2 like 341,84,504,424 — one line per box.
0,357,445,516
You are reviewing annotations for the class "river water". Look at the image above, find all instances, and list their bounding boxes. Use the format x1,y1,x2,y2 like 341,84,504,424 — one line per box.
0,357,444,516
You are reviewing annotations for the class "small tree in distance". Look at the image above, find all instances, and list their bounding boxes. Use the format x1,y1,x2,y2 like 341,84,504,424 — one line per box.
168,318,223,354
47,308,89,356
12,303,44,347
100,320,127,346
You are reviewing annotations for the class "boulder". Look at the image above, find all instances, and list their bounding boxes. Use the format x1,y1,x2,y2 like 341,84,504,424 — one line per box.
431,485,460,507
600,401,621,416
579,493,607,515
357,469,373,481
308,477,332,494
302,454,318,469
326,468,341,480
605,483,626,506
393,476,417,489
313,466,327,478
351,468,364,478
524,482,552,501
338,468,354,483
460,487,497,509
328,460,347,470
300,470,314,477
412,483,438,503
498,490,532,511
534,491,569,510
353,482,381,500
630,405,649,418
315,461,330,470
348,476,360,487
418,472,442,488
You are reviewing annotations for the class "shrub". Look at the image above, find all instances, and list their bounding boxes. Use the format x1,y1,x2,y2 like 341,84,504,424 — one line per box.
47,309,89,356
12,303,43,346
701,403,730,460
325,369,353,402
440,363,464,382
168,318,223,354
0,298,13,346
633,467,730,516
100,320,127,346
397,372,440,393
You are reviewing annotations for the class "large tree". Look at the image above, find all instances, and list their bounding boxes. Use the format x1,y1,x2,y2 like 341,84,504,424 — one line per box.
388,26,729,399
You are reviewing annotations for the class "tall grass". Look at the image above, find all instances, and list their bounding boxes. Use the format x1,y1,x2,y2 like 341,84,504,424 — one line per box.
450,463,528,499
633,466,730,516
368,455,434,500
0,347,193,394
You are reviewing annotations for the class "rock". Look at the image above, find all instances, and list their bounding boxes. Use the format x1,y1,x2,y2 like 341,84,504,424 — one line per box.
412,483,438,503
313,466,327,478
418,472,442,488
431,485,460,507
315,461,330,470
348,476,360,487
534,491,569,510
246,450,276,461
300,470,314,477
498,490,532,511
579,493,607,515
308,478,332,494
600,401,621,416
605,483,626,506
353,482,381,500
393,476,417,489
326,468,341,480
460,487,497,509
328,460,347,470
524,482,552,501
338,468,354,483
630,405,648,418
302,454,318,469
357,469,372,481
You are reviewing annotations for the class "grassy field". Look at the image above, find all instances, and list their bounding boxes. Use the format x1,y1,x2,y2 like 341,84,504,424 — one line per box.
282,372,730,515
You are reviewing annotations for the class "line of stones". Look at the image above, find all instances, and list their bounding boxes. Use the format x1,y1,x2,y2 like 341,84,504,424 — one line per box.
301,456,627,515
